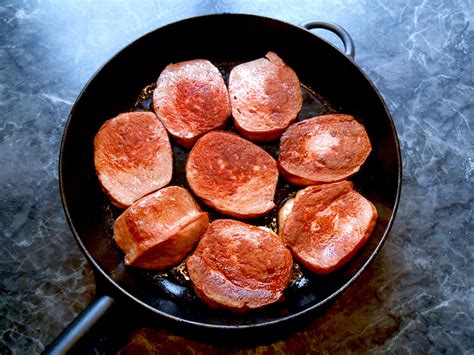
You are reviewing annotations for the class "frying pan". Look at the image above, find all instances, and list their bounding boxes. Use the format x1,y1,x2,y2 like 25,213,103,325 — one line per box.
47,14,401,354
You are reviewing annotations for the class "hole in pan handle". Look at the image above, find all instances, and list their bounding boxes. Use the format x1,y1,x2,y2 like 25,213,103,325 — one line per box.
43,295,115,354
300,21,356,59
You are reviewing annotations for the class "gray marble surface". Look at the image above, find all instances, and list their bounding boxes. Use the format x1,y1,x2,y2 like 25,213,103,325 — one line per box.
1,0,472,353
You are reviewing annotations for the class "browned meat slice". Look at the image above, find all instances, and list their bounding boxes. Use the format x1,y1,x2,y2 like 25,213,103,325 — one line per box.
186,219,293,312
114,186,209,270
153,59,231,148
278,114,372,186
94,112,173,208
228,52,302,142
279,181,378,274
186,131,279,219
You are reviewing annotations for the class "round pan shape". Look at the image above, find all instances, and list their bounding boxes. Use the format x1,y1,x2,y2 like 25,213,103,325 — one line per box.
55,14,401,351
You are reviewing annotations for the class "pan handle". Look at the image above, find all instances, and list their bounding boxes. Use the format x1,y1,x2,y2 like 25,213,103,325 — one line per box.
43,295,115,354
300,21,355,59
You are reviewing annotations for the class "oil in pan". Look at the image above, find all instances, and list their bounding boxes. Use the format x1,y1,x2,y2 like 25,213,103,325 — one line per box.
121,61,337,304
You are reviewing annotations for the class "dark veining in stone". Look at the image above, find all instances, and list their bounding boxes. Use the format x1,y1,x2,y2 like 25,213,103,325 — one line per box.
0,0,472,353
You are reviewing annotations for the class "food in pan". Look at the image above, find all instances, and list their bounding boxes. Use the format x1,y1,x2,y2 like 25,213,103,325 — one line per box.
97,53,378,312
114,186,209,270
228,51,302,142
94,112,173,208
186,219,293,312
279,181,377,274
278,114,371,186
153,59,231,148
186,131,279,219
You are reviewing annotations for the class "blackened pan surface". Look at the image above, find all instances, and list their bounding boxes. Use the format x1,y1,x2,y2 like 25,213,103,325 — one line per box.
60,14,401,329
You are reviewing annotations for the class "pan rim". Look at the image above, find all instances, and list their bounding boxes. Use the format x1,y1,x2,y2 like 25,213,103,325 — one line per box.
59,12,402,330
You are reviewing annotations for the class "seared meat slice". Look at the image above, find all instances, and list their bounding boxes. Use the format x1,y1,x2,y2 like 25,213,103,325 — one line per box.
186,131,279,219
186,219,293,312
153,59,231,148
114,186,209,270
94,112,172,208
229,52,302,142
278,114,371,186
279,181,377,274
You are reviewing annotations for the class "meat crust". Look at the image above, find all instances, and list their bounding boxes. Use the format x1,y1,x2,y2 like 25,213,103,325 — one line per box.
279,181,378,274
186,131,279,219
279,114,371,186
186,219,293,312
153,59,231,148
229,52,302,142
94,112,173,208
114,186,209,270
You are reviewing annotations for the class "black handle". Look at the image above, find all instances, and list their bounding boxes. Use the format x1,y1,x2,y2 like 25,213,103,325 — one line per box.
43,295,115,355
300,21,356,59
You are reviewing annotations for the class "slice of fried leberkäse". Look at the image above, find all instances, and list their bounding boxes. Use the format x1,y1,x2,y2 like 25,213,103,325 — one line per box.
279,181,377,274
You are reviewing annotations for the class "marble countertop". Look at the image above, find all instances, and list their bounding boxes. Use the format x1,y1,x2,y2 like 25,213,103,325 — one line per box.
1,0,472,353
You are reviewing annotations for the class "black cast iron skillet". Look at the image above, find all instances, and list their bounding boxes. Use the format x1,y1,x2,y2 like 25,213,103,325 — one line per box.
47,14,401,354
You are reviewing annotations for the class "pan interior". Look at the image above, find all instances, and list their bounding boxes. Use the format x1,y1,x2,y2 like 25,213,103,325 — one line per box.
60,14,400,328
